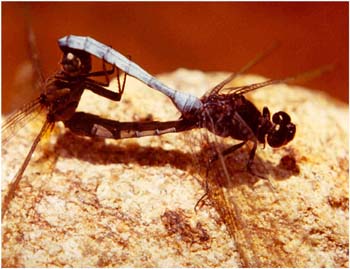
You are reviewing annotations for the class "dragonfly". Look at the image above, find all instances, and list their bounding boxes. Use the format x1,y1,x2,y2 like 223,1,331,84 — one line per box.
59,36,298,173
58,35,333,267
59,35,330,174
1,38,128,220
3,33,268,222
57,35,305,172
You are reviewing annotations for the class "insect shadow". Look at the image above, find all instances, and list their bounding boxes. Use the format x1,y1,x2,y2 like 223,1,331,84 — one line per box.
52,130,298,195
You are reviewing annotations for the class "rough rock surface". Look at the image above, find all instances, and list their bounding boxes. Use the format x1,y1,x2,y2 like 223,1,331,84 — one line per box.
2,69,348,267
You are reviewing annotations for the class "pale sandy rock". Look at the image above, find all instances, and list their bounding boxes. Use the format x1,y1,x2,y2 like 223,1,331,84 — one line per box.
2,69,348,267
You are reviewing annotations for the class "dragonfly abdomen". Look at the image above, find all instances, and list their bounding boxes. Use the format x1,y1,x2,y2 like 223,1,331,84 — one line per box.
64,112,196,140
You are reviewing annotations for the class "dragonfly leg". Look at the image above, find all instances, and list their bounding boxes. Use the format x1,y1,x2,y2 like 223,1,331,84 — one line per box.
209,141,246,165
116,54,132,97
246,140,267,179
194,177,209,213
84,80,123,101
83,60,127,102
246,140,257,171
82,59,115,87
101,58,115,85
194,157,215,212
115,66,127,97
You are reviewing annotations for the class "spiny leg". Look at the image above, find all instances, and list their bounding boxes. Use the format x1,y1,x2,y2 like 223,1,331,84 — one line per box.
115,65,127,97
245,140,268,179
79,59,115,87
116,54,132,97
83,79,123,101
194,156,214,212
246,140,257,172
84,60,128,102
101,58,114,85
194,175,209,213
209,139,266,179
209,141,247,164
80,58,116,87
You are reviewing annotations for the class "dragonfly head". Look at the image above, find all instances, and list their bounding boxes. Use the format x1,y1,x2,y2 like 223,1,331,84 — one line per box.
257,107,296,148
60,47,92,76
267,111,296,148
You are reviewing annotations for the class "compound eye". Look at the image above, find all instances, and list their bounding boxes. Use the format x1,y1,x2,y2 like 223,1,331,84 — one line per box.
272,112,291,125
267,112,296,148
61,52,82,75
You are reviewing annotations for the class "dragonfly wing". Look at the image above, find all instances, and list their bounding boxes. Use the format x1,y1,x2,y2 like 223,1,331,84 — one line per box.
202,42,279,98
2,119,53,219
2,97,44,145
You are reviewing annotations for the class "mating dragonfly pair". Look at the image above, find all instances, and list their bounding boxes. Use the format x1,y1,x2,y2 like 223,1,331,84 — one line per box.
2,35,296,220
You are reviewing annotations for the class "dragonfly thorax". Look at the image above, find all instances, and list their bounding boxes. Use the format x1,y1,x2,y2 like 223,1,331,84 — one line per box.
198,93,296,148
40,75,86,123
199,94,262,140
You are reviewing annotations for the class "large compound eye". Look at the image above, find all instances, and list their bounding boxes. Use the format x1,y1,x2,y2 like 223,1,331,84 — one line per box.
61,52,82,75
272,112,291,125
267,111,296,148
59,47,92,76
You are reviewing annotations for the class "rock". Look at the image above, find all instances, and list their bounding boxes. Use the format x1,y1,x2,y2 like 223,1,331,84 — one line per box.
2,69,348,267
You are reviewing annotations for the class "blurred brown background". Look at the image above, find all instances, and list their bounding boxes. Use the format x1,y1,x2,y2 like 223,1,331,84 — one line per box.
2,2,348,114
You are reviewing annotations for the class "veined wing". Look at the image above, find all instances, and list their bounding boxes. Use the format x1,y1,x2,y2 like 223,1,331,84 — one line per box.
223,64,334,96
2,97,44,145
192,109,263,266
202,42,279,98
2,20,47,146
2,119,53,220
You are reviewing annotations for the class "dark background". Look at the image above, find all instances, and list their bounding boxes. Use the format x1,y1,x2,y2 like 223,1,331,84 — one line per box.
2,2,348,114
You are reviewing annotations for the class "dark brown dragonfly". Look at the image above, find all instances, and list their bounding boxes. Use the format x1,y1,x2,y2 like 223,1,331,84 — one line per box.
2,38,127,220
2,34,275,222
59,36,297,172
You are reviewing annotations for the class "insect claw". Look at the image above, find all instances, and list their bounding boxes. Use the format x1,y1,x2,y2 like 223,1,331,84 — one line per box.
194,193,207,213
194,177,210,213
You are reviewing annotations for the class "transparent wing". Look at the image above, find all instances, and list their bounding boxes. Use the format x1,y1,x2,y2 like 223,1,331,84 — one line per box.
225,64,334,96
2,119,53,219
2,97,44,145
202,42,279,99
3,21,46,146
194,111,262,266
